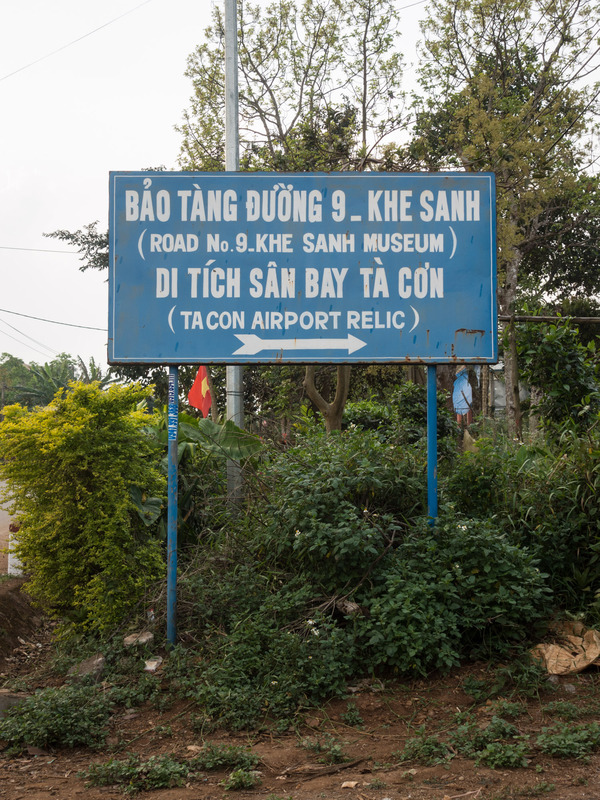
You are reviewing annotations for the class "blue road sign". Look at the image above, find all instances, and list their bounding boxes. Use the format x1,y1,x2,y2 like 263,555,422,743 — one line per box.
108,171,496,364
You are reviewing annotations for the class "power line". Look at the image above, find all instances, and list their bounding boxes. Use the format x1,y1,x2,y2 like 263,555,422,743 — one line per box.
397,0,427,9
0,317,59,356
0,325,56,359
0,0,153,83
0,308,107,332
0,246,77,254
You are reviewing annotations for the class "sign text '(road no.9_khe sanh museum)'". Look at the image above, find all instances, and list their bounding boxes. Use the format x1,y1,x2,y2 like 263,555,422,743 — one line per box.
108,172,497,365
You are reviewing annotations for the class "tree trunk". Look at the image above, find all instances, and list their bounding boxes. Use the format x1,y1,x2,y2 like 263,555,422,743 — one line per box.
504,318,522,440
499,252,522,439
304,365,351,432
481,365,489,418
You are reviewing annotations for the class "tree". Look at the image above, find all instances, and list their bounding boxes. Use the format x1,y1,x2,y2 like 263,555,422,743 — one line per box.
178,0,405,172
109,364,207,410
0,354,32,410
400,0,600,435
178,0,408,430
519,175,600,303
45,222,109,272
10,353,114,407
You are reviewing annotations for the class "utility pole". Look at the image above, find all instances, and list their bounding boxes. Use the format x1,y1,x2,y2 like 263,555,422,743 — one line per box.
224,0,244,504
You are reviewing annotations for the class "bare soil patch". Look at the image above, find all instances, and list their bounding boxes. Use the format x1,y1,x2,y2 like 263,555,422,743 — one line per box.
0,578,47,674
1,579,600,800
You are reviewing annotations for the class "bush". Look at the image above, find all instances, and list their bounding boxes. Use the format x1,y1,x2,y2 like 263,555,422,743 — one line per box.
256,426,426,591
83,754,191,793
177,579,356,728
444,435,515,515
517,319,599,431
0,383,166,633
508,427,600,612
536,723,600,759
443,425,600,616
344,382,457,456
0,684,113,751
354,513,552,673
82,742,259,793
166,431,553,711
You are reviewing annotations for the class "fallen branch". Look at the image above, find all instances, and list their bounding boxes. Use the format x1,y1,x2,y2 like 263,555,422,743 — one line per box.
279,757,365,779
443,789,483,800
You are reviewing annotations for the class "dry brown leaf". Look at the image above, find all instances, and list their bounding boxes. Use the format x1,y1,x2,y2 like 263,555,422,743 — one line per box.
531,628,600,675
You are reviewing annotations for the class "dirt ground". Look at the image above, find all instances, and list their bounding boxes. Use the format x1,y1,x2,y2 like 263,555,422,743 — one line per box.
2,578,600,800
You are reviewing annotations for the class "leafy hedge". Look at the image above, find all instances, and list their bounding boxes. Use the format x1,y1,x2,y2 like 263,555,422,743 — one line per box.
0,383,165,633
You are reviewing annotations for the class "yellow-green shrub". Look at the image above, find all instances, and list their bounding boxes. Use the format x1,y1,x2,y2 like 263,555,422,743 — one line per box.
0,382,165,633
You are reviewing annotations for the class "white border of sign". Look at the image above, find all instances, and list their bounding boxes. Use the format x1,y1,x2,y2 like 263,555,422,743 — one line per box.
109,171,497,365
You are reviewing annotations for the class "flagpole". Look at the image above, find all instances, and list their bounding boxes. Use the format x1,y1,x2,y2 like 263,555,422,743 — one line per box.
225,0,244,505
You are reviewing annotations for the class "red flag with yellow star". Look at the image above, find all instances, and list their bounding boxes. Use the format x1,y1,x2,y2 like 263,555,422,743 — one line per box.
188,366,212,417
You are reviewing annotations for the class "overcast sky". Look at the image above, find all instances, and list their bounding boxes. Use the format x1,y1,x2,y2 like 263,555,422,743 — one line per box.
0,0,424,371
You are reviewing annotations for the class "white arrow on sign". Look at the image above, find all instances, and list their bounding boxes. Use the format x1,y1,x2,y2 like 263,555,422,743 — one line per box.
233,333,367,356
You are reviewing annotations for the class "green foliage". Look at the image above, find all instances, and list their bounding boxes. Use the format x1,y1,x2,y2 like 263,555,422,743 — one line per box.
491,656,552,700
462,656,551,703
444,713,531,768
168,557,356,729
179,417,263,461
300,734,348,763
355,514,551,674
343,398,393,432
221,768,262,791
475,741,530,769
520,178,600,303
83,754,190,794
414,0,598,288
189,604,356,729
399,728,453,765
536,722,600,759
343,382,457,457
523,782,556,796
510,429,600,613
444,435,515,515
446,425,600,616
491,700,526,719
142,407,261,549
340,701,364,727
82,741,259,794
0,684,112,751
46,222,109,272
0,353,36,409
390,382,457,449
0,383,166,633
190,743,259,772
257,426,426,591
160,420,556,715
179,0,404,172
0,352,114,409
366,778,388,790
449,716,520,758
542,701,582,721
517,318,599,430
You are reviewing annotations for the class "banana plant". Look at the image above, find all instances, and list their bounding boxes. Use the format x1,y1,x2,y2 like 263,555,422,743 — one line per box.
132,407,262,538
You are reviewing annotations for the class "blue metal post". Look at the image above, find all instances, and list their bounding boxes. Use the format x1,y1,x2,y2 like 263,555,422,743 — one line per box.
427,365,438,523
166,367,178,645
